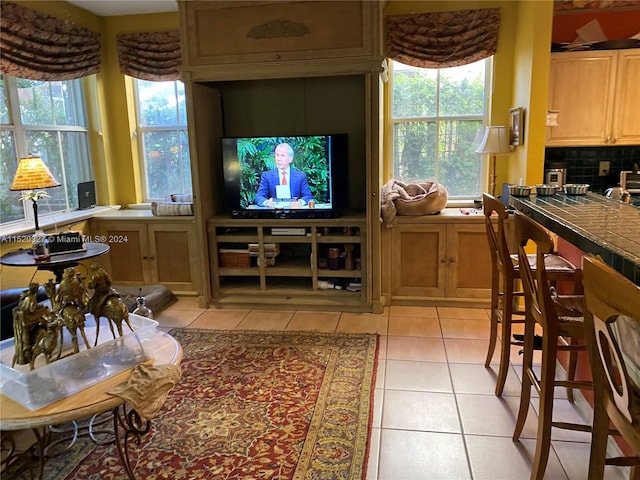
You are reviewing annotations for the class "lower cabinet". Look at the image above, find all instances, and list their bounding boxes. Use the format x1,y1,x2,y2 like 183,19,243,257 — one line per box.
88,217,200,295
388,215,492,306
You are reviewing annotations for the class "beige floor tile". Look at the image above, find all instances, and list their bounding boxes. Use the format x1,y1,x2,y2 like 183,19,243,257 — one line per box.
382,390,460,433
388,305,438,318
286,311,339,332
449,363,523,397
466,436,568,480
237,309,294,330
456,393,539,439
444,338,498,364
551,440,629,480
437,306,488,320
385,360,452,393
530,397,593,443
387,316,441,337
337,313,388,334
164,296,205,311
188,309,247,329
154,309,202,329
440,317,491,339
386,336,447,362
378,429,470,480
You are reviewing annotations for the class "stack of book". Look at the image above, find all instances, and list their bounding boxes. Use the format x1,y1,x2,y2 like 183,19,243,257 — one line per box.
249,243,280,266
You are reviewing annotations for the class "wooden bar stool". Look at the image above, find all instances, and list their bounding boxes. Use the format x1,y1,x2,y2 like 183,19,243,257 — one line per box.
511,212,592,480
582,255,640,480
482,193,581,396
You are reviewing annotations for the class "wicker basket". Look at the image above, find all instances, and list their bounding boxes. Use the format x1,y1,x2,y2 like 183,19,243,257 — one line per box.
219,248,251,268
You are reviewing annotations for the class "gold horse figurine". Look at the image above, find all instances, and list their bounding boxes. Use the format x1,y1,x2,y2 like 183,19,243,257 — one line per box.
87,264,134,345
45,268,91,355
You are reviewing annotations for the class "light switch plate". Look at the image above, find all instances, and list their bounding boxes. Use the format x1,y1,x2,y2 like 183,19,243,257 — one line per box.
599,161,610,176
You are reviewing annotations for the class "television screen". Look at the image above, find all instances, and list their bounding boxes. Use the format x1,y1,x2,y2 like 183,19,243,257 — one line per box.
222,135,346,215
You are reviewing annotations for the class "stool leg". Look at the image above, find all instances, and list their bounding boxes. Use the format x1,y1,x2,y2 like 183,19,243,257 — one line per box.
587,388,608,480
485,268,500,368
495,283,514,396
530,328,558,480
513,312,535,441
566,337,579,403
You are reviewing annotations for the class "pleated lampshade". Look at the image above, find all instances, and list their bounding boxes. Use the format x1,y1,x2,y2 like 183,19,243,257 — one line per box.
10,156,61,191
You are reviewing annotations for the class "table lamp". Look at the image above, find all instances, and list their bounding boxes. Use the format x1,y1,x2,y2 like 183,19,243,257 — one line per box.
10,155,61,257
475,126,511,197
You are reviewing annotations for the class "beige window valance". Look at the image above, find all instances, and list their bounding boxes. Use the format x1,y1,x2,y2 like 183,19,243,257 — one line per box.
117,31,182,82
386,8,501,68
0,2,101,81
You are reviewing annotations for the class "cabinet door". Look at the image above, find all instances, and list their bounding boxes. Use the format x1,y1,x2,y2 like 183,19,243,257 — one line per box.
148,223,199,293
547,51,616,146
94,222,148,284
390,224,446,298
611,49,640,145
446,224,492,299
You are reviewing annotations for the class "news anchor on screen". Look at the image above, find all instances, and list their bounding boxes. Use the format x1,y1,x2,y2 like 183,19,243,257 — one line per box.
255,143,313,208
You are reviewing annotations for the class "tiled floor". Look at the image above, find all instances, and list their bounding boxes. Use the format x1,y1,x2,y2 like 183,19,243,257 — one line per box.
155,299,630,480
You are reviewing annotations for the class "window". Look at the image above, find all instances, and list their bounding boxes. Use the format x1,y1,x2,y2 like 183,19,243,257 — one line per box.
0,75,92,226
133,79,191,201
390,59,489,198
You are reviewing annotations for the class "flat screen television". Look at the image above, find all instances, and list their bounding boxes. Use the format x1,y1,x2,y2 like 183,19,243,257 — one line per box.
221,135,347,218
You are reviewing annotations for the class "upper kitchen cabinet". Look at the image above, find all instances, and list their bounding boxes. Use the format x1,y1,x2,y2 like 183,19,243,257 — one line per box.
179,0,383,81
546,49,640,146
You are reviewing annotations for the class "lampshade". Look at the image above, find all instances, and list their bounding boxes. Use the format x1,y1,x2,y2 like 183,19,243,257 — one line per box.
10,156,61,191
475,126,511,155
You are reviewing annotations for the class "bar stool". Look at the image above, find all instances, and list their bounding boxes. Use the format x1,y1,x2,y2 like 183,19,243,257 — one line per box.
582,255,640,479
482,193,581,396
511,212,591,480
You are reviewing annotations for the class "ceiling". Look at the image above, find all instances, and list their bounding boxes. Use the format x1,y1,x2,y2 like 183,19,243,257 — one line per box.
68,0,177,17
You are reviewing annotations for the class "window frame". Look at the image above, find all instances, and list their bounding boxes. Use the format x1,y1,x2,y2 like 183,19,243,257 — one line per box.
387,57,492,202
0,75,94,230
132,78,191,203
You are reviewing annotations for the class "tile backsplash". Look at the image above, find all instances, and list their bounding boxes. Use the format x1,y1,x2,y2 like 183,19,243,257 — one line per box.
545,145,640,194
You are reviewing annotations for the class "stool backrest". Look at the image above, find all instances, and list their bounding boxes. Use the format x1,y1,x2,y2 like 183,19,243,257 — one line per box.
582,255,640,431
513,212,558,330
482,193,513,277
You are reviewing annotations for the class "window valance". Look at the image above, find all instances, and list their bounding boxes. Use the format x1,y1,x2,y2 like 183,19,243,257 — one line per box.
0,2,101,81
117,31,182,82
386,8,501,68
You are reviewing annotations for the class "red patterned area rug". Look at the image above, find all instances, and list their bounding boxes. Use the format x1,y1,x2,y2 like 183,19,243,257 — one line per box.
9,329,378,480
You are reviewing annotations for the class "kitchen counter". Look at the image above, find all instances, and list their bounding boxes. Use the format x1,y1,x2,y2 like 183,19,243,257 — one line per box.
509,192,640,285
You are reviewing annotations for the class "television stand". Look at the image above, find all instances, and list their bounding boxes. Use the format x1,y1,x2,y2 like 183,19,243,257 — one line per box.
208,214,367,312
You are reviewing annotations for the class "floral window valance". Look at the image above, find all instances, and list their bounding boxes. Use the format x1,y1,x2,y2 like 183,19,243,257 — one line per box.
0,2,101,81
117,31,182,82
386,8,501,68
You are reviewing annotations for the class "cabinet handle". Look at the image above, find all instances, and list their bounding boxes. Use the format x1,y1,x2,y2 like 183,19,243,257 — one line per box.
449,257,456,263
142,255,148,260
441,257,447,263
611,137,617,145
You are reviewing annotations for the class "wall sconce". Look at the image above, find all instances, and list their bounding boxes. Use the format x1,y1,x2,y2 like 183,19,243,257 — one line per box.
475,126,512,197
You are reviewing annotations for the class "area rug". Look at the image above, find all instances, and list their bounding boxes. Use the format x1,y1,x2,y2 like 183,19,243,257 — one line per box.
8,329,378,480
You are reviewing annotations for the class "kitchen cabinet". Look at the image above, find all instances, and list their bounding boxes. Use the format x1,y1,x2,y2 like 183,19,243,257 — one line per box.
387,213,492,306
546,49,640,146
89,215,200,295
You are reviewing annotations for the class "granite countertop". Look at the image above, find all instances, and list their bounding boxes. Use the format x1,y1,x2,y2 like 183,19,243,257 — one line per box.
509,192,640,285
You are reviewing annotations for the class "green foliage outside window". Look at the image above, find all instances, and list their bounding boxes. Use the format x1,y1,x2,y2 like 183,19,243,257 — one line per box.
391,60,487,197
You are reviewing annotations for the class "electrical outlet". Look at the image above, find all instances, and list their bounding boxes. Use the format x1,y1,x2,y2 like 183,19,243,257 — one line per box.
599,161,611,176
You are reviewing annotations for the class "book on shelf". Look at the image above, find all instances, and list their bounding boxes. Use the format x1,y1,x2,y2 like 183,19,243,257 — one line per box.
248,243,280,257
